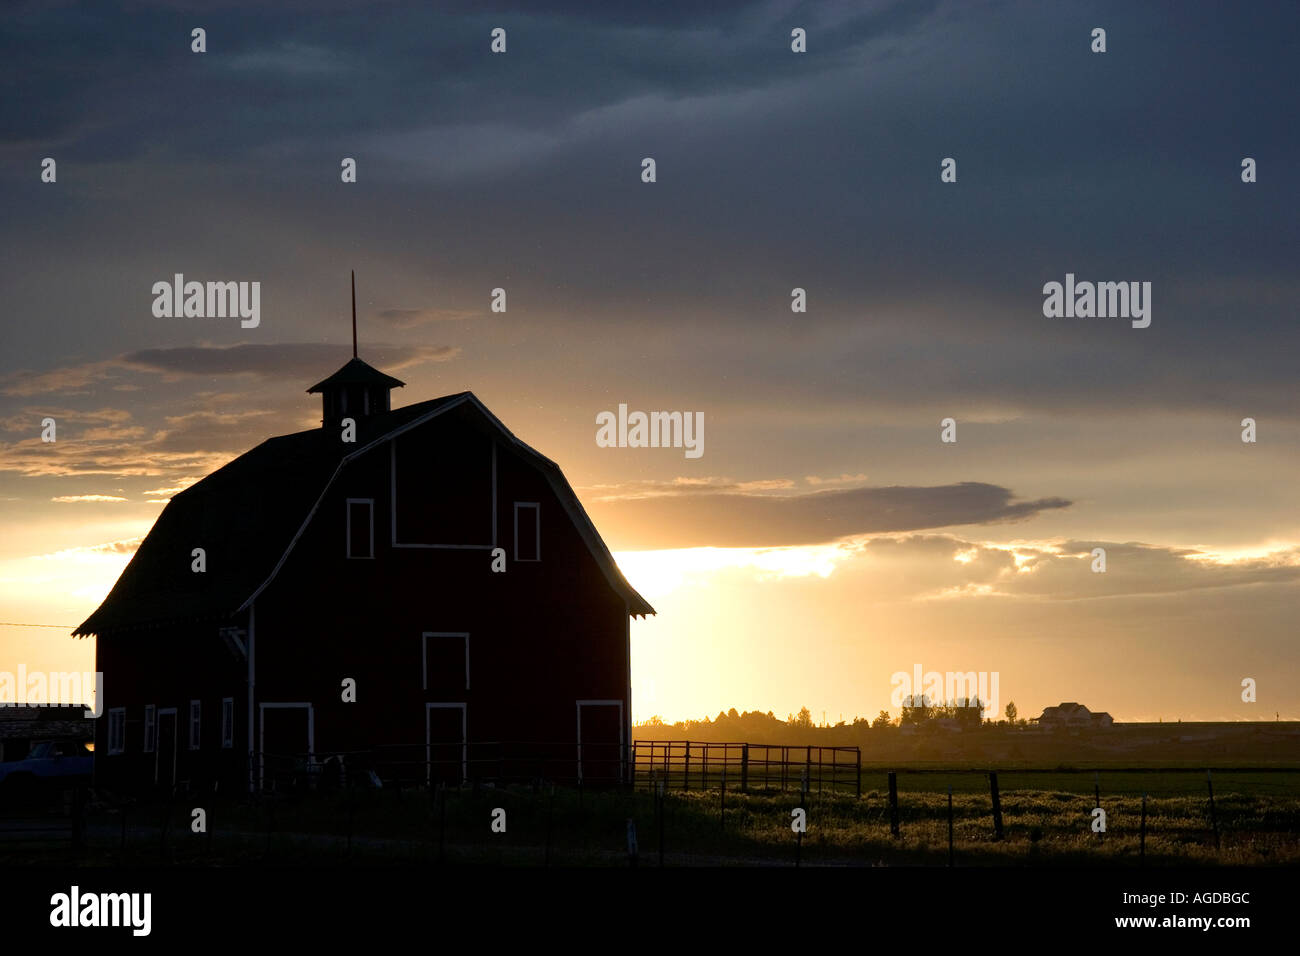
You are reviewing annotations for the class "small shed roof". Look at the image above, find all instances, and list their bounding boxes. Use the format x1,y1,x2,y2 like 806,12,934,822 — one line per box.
306,357,405,393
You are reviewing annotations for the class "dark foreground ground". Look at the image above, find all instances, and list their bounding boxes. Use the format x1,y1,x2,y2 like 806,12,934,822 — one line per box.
2,774,1297,867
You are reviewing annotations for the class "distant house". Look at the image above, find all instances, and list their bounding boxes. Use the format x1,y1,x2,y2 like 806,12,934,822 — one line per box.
76,351,653,794
1034,702,1113,730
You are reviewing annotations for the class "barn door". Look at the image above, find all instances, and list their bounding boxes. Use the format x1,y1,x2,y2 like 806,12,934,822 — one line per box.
259,703,314,791
576,700,624,787
425,703,466,787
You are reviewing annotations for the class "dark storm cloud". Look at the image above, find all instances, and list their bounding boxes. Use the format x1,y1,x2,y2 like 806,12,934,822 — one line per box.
1,344,456,395
588,480,1071,549
0,0,1296,419
122,342,456,379
0,0,888,157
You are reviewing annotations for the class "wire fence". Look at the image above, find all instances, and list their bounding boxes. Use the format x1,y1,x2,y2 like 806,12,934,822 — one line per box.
3,745,1297,865
632,741,862,794
253,740,866,794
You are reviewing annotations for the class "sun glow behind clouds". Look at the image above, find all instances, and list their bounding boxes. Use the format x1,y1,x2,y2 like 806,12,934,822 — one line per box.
619,543,863,723
614,543,857,601
1182,542,1300,565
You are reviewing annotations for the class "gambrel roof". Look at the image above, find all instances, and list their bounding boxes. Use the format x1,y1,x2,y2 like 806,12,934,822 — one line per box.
75,392,653,636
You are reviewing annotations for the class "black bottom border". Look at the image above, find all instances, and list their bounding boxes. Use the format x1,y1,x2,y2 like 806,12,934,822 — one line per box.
4,864,1296,941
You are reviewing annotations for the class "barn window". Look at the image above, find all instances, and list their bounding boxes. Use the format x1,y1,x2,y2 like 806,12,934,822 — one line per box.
221,698,234,749
423,632,470,692
346,498,374,559
514,502,540,562
143,704,157,753
189,700,202,750
107,708,126,755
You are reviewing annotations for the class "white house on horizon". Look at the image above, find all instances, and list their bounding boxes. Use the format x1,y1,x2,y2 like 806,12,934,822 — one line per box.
1034,702,1114,730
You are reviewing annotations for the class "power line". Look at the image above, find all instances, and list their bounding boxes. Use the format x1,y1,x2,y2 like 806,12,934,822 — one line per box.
0,622,79,628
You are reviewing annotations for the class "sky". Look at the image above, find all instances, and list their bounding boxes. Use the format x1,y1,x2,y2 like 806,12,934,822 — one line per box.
1,0,1297,723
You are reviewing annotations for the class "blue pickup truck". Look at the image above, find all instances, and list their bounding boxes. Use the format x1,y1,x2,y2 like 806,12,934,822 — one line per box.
0,739,93,796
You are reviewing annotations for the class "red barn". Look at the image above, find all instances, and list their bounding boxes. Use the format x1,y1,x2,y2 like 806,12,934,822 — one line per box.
75,357,653,793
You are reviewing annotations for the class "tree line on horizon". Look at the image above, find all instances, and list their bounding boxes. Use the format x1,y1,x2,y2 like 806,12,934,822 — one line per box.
637,700,1024,733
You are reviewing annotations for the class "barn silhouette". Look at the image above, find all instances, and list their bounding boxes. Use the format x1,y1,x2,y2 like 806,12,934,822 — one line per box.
76,303,653,793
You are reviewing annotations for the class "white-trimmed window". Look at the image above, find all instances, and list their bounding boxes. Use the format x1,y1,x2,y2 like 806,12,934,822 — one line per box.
423,632,470,692
514,502,540,562
107,708,126,755
143,704,157,753
188,699,201,750
221,697,234,749
347,498,374,559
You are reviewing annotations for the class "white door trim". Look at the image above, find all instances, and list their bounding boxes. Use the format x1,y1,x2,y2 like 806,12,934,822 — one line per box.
345,497,375,559
154,707,178,787
258,701,315,790
425,702,468,786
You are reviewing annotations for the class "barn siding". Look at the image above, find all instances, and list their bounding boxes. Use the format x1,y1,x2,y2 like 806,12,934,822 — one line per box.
253,408,630,784
94,619,248,794
90,397,639,792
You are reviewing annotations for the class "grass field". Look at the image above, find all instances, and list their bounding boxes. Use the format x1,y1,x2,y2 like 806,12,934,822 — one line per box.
6,770,1296,866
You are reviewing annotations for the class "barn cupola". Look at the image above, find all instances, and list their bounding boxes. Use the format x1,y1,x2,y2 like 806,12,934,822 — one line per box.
306,271,405,428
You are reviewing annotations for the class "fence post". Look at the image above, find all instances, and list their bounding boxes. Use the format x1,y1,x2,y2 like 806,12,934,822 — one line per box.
988,771,1004,840
855,749,861,799
720,766,726,830
682,742,690,792
740,744,749,792
947,786,954,867
795,800,803,868
1139,792,1147,865
1206,770,1219,850
888,772,900,837
626,819,638,868
657,780,665,867
1094,771,1103,842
